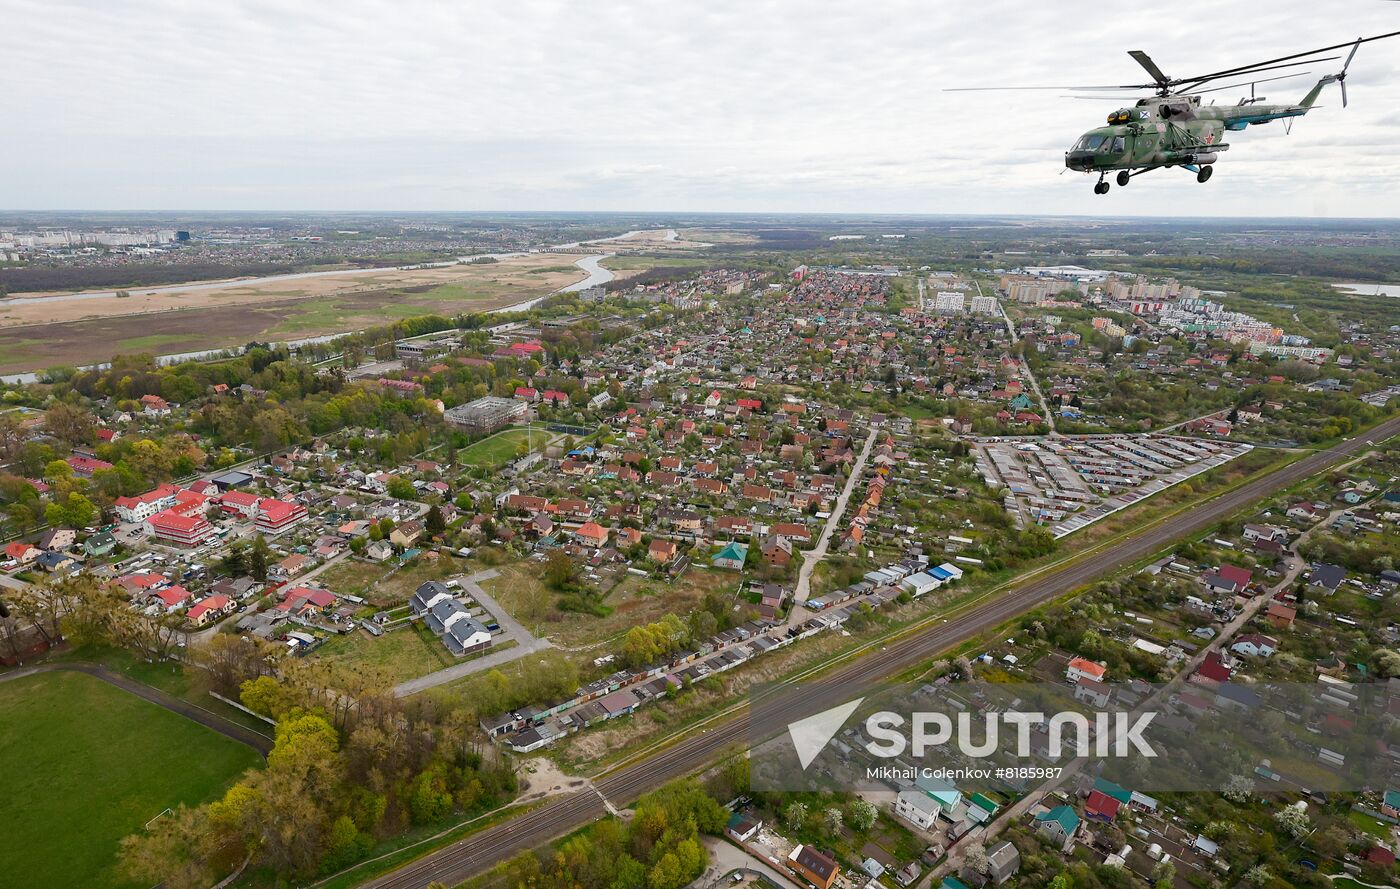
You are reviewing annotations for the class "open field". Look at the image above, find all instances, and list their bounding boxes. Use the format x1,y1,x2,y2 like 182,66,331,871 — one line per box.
0,251,594,321
0,670,261,889
315,621,457,684
459,425,551,469
317,555,461,608
0,253,594,373
480,561,738,649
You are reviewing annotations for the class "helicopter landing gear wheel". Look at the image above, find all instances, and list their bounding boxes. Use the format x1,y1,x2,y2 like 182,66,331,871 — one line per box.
1116,171,1130,187
1196,165,1213,183
1094,179,1110,195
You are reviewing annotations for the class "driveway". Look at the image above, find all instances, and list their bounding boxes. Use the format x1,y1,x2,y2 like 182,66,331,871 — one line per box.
392,568,553,697
697,837,800,889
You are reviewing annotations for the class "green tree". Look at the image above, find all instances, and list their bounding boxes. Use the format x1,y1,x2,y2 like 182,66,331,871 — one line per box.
249,534,270,582
425,504,446,536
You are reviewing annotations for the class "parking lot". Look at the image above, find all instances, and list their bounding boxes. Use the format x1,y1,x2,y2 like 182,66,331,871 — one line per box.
975,434,1254,537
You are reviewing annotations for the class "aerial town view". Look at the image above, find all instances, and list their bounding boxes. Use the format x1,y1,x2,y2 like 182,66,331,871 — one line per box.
3,3,1400,889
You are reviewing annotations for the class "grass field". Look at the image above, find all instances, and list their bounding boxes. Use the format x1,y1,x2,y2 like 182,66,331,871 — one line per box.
315,621,456,683
481,562,737,649
460,426,550,468
0,670,262,889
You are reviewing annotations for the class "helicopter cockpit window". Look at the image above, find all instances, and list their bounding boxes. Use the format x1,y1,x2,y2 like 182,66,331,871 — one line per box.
1075,134,1106,151
1111,136,1126,153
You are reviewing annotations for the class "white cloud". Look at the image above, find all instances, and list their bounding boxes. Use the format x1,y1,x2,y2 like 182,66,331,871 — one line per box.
4,0,1399,214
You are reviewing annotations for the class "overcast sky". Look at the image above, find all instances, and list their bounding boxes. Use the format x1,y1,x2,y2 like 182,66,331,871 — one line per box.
6,0,1400,216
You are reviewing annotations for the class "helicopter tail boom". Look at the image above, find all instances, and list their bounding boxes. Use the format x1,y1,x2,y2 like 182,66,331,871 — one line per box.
1300,74,1337,109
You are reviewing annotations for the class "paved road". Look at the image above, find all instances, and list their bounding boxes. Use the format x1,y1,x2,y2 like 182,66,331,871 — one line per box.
0,661,273,755
358,416,1400,889
794,427,879,604
392,569,553,697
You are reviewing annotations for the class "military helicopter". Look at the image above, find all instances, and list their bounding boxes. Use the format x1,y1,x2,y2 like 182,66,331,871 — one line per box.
949,31,1400,194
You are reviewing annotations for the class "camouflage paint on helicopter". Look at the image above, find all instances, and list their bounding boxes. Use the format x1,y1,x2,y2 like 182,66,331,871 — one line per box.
948,31,1400,194
1063,79,1334,189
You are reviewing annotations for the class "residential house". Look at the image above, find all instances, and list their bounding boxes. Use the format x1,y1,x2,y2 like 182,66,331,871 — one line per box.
1231,633,1279,658
787,845,840,889
574,522,610,547
150,585,194,612
894,789,941,830
36,551,78,574
985,841,1021,885
1033,805,1080,851
37,528,76,552
4,542,39,565
712,541,749,570
187,594,234,627
391,520,426,548
1308,563,1346,594
648,539,678,564
83,532,117,558
1265,601,1297,629
1066,657,1107,685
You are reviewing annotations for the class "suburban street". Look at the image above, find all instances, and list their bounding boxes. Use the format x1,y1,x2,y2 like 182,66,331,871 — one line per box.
927,485,1354,883
357,415,1400,889
794,426,879,604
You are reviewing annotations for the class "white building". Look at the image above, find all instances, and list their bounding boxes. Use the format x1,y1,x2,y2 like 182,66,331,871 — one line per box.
894,789,941,830
934,292,965,315
970,295,1000,316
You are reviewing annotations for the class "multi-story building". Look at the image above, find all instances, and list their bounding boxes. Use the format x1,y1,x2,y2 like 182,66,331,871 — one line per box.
444,396,529,434
147,509,215,547
219,490,261,519
933,291,965,315
969,294,1000,316
255,499,308,535
114,484,180,524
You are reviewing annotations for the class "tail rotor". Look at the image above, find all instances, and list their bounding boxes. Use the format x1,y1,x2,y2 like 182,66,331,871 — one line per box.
1338,37,1361,107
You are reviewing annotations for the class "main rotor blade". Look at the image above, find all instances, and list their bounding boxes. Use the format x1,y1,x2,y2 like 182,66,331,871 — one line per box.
1168,30,1400,90
1189,71,1313,96
943,84,1155,92
1128,50,1170,85
1172,58,1337,93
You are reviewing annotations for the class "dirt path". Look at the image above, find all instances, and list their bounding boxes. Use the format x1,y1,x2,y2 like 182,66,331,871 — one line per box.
0,660,273,755
929,499,1340,884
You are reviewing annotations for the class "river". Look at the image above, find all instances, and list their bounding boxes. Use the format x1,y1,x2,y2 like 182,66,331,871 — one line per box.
0,227,659,308
0,229,667,383
1331,281,1400,298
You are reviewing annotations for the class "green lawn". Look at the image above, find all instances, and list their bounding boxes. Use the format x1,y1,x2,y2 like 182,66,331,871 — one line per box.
315,621,456,683
1349,809,1395,840
0,670,262,889
460,426,545,468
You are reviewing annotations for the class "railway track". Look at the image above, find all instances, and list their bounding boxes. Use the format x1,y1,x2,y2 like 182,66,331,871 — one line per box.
359,418,1400,889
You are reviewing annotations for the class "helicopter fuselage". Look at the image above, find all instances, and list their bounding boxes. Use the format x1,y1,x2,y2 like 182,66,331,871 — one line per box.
1064,93,1313,174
